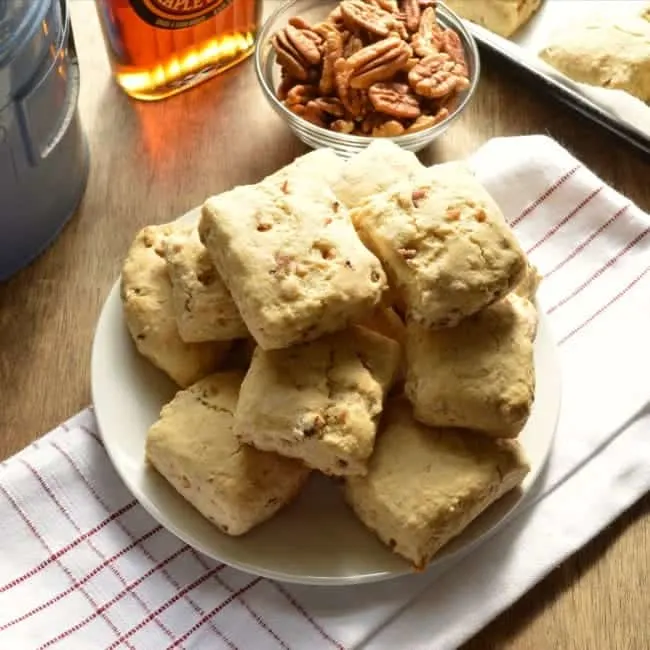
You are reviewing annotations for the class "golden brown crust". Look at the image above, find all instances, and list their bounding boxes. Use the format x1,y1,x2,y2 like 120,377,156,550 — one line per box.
344,398,530,568
146,372,311,536
121,224,230,387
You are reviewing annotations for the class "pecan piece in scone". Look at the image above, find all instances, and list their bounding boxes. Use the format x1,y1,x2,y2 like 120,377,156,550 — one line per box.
408,52,469,98
369,82,421,119
347,38,412,89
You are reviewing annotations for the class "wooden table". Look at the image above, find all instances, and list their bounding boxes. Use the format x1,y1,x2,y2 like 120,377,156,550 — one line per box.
1,3,648,648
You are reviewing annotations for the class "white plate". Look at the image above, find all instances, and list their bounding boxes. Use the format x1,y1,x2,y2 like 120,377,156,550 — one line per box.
91,208,562,586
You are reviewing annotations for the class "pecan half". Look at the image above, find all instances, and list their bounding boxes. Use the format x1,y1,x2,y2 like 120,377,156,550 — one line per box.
373,119,405,137
369,0,399,13
360,111,405,136
400,0,421,33
408,52,470,98
285,83,319,107
340,0,403,38
441,28,466,70
411,6,444,57
405,107,449,132
369,82,421,119
309,97,346,118
335,58,371,117
343,33,364,58
331,119,356,133
347,38,412,89
320,27,344,95
273,25,322,80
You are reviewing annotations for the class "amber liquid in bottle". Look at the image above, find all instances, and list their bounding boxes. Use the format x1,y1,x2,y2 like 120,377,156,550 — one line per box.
95,0,261,100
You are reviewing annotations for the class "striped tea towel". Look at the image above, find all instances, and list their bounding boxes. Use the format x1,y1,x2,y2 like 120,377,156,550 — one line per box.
1,135,649,650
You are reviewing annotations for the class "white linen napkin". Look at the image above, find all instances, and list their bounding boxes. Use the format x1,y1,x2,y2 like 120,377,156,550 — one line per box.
1,135,649,650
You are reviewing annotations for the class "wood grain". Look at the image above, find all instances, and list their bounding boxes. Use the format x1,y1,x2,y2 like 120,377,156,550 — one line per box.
0,3,648,648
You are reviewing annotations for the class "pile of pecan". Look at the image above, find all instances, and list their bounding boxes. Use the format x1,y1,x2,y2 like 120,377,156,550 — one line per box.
271,0,470,137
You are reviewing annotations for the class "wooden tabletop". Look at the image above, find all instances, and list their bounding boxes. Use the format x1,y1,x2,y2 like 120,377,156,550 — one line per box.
1,2,649,648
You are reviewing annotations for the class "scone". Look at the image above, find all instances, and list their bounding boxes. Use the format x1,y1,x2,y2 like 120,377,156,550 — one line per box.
354,305,406,348
344,398,530,569
444,0,543,38
199,178,387,350
146,371,311,536
515,261,542,301
405,293,537,438
332,139,424,209
264,147,345,187
539,16,650,102
121,225,230,387
164,227,248,343
234,326,401,476
351,162,527,328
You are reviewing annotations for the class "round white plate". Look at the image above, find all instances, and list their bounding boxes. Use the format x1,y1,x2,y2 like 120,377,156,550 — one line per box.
91,209,562,586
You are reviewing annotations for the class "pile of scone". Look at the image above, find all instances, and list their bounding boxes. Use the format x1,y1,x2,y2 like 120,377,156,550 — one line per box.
121,140,541,570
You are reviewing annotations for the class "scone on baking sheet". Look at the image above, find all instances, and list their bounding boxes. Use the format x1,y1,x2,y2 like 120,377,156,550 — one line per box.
264,147,345,188
234,326,401,476
146,371,311,536
405,293,537,438
538,16,650,102
444,0,543,38
344,398,530,569
332,139,424,210
163,226,248,343
351,162,527,329
199,178,387,350
121,224,230,388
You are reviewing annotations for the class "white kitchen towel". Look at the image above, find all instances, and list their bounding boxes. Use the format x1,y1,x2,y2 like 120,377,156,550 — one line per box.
1,135,650,650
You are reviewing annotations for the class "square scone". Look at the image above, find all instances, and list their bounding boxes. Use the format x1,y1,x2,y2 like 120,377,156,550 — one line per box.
146,371,311,536
121,224,230,387
444,0,542,38
164,227,248,343
264,147,345,188
234,326,401,476
344,398,530,569
351,162,526,328
405,293,537,438
332,139,424,209
199,179,387,350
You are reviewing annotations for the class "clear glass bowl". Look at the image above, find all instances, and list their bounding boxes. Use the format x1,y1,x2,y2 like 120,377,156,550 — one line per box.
255,0,481,158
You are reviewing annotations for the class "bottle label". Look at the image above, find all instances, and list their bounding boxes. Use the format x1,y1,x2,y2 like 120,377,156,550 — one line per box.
129,0,231,29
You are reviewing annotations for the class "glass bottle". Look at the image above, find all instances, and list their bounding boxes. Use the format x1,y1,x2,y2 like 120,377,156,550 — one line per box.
95,0,262,101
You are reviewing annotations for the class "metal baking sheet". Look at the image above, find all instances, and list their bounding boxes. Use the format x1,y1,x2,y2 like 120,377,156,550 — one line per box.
460,0,650,156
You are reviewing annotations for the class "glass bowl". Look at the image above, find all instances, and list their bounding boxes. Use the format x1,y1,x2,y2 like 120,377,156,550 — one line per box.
255,0,480,158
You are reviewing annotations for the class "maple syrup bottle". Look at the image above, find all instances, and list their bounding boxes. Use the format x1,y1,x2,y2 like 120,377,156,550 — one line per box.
95,0,262,100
